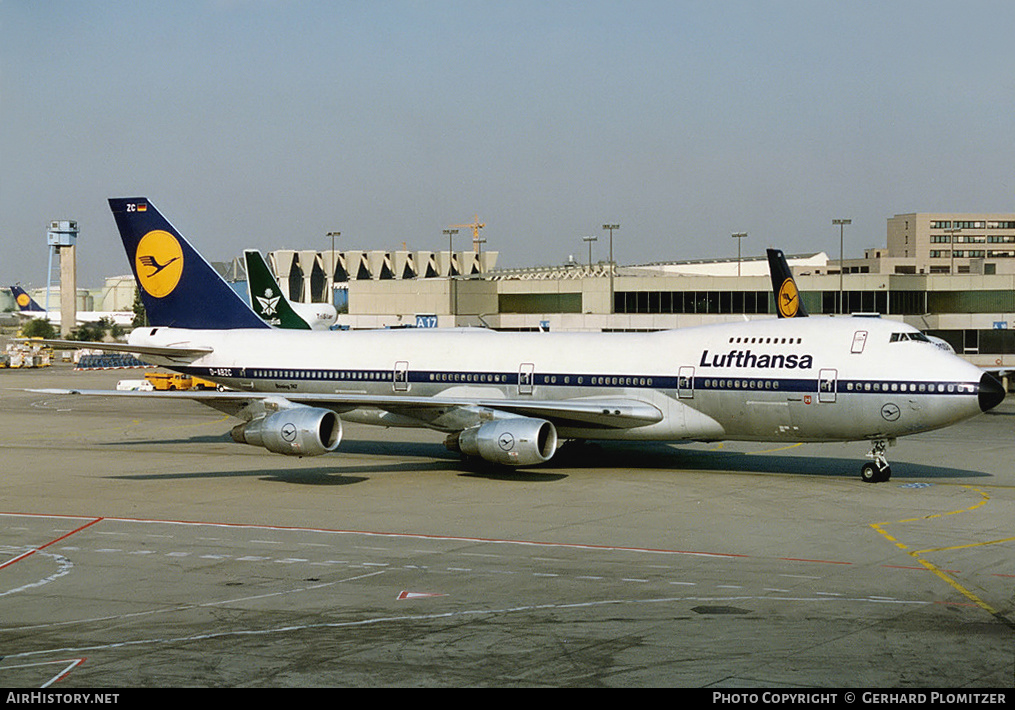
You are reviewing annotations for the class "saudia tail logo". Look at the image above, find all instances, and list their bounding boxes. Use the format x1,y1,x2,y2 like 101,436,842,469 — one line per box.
135,230,184,298
255,288,282,325
777,277,800,318
256,288,281,316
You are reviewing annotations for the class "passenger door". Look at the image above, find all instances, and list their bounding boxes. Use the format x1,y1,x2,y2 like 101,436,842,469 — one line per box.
677,366,695,399
518,363,534,395
393,361,409,392
818,368,837,403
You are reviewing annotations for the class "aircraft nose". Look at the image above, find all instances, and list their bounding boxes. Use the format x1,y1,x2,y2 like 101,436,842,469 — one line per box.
979,372,1006,412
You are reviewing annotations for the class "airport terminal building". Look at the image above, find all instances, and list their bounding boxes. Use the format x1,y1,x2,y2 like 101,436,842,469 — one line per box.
256,212,1015,373
8,211,1015,374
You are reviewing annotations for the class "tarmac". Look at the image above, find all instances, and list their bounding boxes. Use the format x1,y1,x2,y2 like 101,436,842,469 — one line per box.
0,363,1012,687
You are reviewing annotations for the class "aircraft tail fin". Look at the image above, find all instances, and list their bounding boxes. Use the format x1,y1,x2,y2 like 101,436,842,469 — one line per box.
9,285,45,312
766,248,808,318
243,250,312,330
108,198,268,329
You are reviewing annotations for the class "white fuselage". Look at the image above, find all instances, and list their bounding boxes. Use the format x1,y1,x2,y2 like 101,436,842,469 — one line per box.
290,301,338,330
129,315,989,444
17,310,134,327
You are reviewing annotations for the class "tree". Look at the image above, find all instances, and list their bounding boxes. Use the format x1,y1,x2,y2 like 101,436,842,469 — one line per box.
132,286,147,328
68,321,106,342
19,318,57,339
67,318,125,342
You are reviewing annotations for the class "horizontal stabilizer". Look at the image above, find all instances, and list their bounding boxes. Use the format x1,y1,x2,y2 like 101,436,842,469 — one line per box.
17,338,212,363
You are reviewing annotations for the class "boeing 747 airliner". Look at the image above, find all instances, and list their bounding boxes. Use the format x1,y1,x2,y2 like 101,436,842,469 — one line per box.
31,198,1006,483
8,285,133,327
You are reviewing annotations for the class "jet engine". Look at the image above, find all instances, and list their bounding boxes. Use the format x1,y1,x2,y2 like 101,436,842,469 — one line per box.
230,406,342,456
456,417,558,466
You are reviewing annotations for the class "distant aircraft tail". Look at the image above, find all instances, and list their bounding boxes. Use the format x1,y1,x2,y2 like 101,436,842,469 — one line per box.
9,285,45,313
766,248,808,318
108,198,268,329
243,250,312,330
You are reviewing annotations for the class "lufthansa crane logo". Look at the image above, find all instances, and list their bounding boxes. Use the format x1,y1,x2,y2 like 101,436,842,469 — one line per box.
135,230,184,298
498,432,515,451
777,278,800,318
15,292,31,308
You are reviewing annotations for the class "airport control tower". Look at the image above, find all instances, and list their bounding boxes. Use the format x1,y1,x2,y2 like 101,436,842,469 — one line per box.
47,220,78,336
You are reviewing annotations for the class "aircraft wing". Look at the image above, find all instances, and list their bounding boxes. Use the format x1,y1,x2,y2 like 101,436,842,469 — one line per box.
29,388,664,431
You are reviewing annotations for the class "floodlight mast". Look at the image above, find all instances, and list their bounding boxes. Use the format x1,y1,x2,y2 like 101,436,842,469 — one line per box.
731,232,747,277
833,219,851,314
603,223,619,313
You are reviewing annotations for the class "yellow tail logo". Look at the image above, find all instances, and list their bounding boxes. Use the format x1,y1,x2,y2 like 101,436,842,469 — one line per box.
135,230,184,298
777,277,801,318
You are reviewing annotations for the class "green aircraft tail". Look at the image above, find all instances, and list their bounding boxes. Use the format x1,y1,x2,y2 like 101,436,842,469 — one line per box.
244,249,313,330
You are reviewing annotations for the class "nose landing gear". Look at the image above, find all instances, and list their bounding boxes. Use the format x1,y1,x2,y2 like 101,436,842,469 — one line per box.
861,438,893,483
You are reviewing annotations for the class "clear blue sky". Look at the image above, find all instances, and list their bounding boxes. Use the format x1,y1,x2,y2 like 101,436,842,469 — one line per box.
3,1,1014,288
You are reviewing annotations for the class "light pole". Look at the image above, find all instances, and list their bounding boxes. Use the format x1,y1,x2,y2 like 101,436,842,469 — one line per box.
731,232,747,277
602,224,619,313
945,227,961,275
832,219,850,314
443,228,459,317
326,231,340,301
582,235,597,266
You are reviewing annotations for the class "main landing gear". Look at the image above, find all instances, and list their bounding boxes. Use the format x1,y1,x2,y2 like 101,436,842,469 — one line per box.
860,438,892,483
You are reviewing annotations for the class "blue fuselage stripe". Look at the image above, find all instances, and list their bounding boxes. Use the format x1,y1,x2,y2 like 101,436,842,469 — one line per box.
178,366,980,397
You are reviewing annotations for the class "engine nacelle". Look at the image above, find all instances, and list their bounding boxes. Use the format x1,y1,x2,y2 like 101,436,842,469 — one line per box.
458,418,558,466
230,407,342,456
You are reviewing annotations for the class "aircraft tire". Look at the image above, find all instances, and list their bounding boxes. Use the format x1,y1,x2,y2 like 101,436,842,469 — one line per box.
861,462,880,483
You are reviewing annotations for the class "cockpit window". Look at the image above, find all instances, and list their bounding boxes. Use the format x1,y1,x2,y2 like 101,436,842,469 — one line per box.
890,332,931,343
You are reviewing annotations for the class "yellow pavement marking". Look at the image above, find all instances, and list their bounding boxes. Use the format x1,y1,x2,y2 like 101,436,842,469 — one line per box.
746,442,803,455
870,486,1006,617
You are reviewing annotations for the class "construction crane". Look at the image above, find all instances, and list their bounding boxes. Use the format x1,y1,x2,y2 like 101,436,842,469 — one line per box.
449,215,486,252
